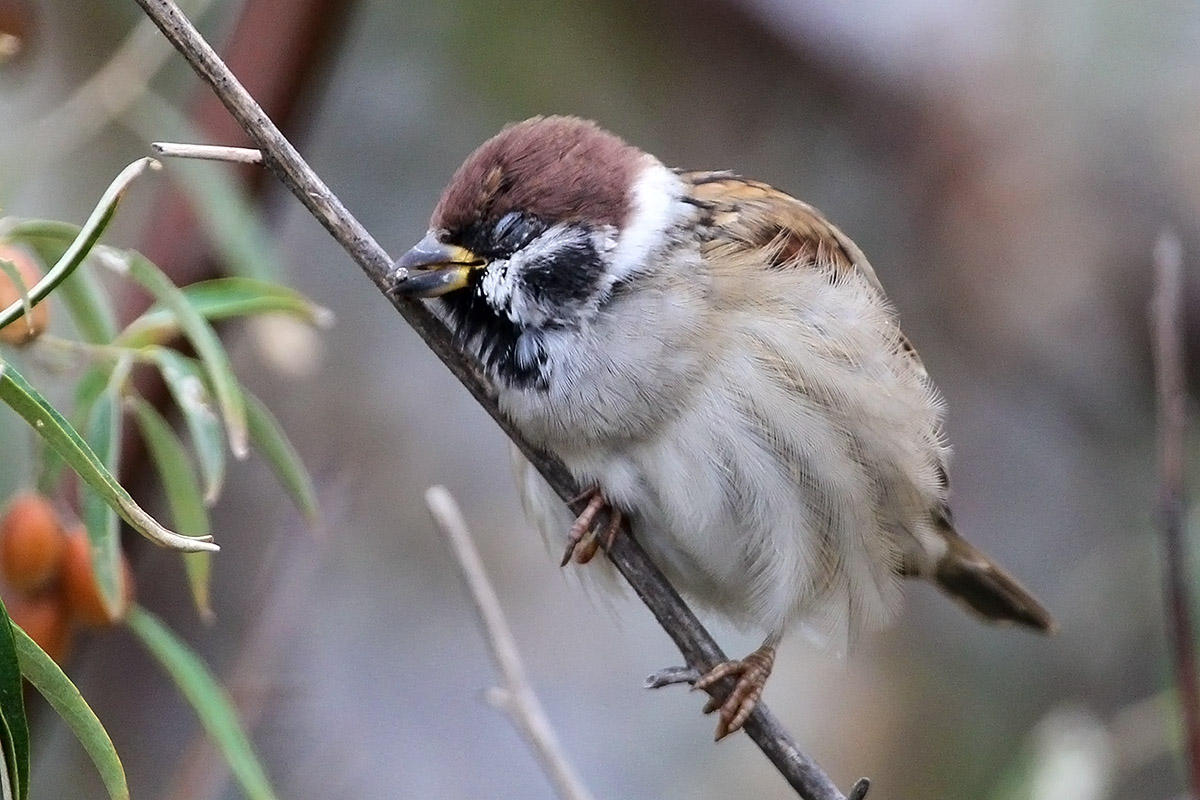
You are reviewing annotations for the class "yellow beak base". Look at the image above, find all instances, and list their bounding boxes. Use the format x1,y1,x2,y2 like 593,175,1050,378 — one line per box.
389,232,484,298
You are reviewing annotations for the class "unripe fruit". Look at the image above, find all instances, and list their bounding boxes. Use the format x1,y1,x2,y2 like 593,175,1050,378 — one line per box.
0,243,50,345
5,591,71,664
61,528,134,626
0,492,65,591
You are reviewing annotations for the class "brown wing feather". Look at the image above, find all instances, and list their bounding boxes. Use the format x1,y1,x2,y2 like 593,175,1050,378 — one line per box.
681,171,926,379
681,173,1055,633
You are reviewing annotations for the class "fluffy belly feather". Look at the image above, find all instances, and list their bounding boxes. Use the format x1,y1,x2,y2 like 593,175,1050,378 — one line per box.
504,266,949,645
512,375,916,644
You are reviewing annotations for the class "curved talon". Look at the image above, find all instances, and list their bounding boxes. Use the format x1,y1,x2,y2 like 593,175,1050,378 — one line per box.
692,645,776,740
572,531,602,564
560,487,623,566
559,537,579,568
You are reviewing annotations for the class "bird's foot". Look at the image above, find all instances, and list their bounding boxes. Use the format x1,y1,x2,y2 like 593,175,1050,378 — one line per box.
559,486,623,566
692,644,776,741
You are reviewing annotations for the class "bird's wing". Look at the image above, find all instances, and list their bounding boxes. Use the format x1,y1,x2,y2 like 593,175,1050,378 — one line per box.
680,170,928,378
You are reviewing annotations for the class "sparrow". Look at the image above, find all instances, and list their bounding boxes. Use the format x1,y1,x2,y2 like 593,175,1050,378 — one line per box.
389,116,1055,740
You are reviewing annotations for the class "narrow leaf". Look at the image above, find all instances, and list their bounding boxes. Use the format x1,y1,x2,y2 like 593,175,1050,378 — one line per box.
128,396,213,620
13,627,128,800
38,363,114,497
148,348,225,505
0,598,29,800
0,158,158,332
81,388,126,620
0,740,10,800
58,268,118,345
119,253,247,459
1,220,79,265
118,277,332,348
244,389,318,524
0,359,216,552
126,607,278,800
1,220,116,345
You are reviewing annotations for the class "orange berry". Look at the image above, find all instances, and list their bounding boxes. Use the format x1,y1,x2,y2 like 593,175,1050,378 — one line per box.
0,1,35,63
5,591,71,664
0,243,50,345
61,528,134,627
0,492,65,591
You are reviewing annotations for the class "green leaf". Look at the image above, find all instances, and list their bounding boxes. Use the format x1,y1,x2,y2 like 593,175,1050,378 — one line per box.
0,220,116,345
0,158,158,333
38,362,115,497
2,220,79,267
147,348,225,505
118,277,331,349
128,396,214,621
126,607,279,800
244,389,318,524
13,626,128,800
81,387,126,620
0,358,217,552
57,268,118,345
120,253,248,460
0,598,29,800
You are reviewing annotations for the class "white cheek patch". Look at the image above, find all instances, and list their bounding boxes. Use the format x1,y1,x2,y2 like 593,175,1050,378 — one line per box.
608,158,688,283
479,260,515,313
481,225,592,325
477,163,687,330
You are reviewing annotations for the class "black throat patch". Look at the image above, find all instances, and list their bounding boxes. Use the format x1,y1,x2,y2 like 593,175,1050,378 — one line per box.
436,234,609,390
437,286,546,390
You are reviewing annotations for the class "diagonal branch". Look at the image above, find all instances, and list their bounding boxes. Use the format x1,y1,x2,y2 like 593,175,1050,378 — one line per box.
129,1,865,796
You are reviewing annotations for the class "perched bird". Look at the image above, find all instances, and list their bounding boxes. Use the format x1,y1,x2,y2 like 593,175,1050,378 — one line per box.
390,116,1054,740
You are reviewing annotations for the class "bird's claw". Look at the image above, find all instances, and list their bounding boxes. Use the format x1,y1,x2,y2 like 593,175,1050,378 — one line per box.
560,487,623,566
691,645,776,741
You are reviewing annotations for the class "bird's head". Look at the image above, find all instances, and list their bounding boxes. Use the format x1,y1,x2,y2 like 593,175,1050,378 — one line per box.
389,116,685,386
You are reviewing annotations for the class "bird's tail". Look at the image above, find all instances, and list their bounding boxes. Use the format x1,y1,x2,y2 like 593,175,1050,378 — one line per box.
932,523,1056,633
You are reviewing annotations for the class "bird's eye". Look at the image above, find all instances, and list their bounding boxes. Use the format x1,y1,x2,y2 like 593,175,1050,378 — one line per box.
494,212,521,240
491,212,541,253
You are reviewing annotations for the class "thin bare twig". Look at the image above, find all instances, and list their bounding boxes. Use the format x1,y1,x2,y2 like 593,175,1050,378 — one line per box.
425,486,596,800
129,1,863,796
1151,228,1200,794
151,142,263,164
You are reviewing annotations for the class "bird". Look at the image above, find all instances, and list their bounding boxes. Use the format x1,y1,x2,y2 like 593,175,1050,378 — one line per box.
389,115,1055,740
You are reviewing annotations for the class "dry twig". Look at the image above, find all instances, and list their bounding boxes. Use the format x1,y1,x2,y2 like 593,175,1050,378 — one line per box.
129,0,866,795
425,486,596,800
151,142,263,164
1150,228,1200,794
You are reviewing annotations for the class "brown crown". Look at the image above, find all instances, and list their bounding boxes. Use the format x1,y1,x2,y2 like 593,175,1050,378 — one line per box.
431,116,642,236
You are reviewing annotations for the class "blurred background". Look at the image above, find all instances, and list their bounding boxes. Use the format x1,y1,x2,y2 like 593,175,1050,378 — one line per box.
1,0,1198,797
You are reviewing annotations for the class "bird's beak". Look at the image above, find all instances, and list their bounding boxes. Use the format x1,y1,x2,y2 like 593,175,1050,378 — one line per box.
388,232,486,297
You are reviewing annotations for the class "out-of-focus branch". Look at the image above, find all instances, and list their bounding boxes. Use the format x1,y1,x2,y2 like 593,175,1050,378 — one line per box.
425,486,596,800
1150,228,1200,795
128,1,865,796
